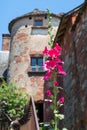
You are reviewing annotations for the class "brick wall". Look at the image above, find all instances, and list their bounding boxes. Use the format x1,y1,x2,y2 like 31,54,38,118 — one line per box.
2,34,11,51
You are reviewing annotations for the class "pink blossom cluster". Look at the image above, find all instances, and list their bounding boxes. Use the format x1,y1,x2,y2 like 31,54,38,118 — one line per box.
43,43,66,107
43,43,66,80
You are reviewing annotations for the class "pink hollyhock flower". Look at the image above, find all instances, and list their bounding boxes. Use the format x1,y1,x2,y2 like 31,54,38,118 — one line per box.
43,70,52,80
48,48,60,58
54,43,62,51
44,60,56,71
54,81,59,86
58,97,64,104
47,43,62,58
57,64,67,76
46,90,52,97
43,46,48,55
55,57,64,64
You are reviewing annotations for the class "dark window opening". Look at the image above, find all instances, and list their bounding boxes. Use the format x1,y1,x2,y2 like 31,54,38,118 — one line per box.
29,16,32,19
25,25,28,28
45,16,47,19
31,57,43,72
36,103,43,123
34,20,43,26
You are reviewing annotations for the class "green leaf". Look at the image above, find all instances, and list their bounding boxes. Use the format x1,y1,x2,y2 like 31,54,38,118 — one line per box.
54,110,58,114
55,114,64,120
62,128,68,130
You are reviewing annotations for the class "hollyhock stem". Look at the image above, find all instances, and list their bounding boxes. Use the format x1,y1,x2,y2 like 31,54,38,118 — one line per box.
43,9,66,130
53,86,59,130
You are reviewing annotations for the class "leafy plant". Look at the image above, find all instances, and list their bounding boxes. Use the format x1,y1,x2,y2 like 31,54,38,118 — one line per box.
47,8,54,47
0,79,29,120
42,9,67,130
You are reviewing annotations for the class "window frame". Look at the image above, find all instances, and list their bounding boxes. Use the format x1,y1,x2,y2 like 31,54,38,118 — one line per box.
34,20,43,26
30,55,45,72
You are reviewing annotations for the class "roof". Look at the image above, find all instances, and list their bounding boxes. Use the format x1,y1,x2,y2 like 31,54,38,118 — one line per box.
72,1,87,31
54,2,86,43
8,9,62,33
0,51,9,78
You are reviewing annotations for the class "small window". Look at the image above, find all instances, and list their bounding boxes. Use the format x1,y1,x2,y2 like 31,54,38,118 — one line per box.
34,20,43,26
29,16,32,20
31,57,43,72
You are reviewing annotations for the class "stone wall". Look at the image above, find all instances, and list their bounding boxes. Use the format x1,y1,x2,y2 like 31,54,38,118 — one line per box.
8,15,60,101
61,6,87,130
0,51,9,78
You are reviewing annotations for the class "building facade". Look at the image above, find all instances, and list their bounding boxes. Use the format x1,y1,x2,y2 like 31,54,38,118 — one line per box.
55,1,87,129
1,9,61,122
1,2,87,129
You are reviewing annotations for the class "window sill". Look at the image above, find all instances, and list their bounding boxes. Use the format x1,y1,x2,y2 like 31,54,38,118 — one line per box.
32,26,49,29
28,70,46,74
27,70,46,76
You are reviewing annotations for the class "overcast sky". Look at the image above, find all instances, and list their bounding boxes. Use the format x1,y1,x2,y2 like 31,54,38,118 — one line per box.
0,0,84,50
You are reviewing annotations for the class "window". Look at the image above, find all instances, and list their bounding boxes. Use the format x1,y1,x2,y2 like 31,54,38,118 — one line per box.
31,57,43,72
34,20,43,26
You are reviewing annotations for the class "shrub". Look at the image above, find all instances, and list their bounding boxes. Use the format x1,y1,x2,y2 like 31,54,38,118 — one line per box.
0,79,29,120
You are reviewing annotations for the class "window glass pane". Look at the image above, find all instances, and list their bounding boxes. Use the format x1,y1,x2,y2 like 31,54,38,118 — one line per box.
38,58,43,66
34,20,42,26
38,66,43,71
31,58,36,66
31,57,43,71
38,57,43,71
32,67,36,71
31,58,36,71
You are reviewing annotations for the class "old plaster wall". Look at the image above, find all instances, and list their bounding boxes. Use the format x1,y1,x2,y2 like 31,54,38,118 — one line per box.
8,16,59,101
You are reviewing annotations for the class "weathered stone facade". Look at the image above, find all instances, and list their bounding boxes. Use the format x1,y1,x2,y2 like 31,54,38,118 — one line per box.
1,3,87,128
0,9,62,123
7,9,60,102
55,1,87,130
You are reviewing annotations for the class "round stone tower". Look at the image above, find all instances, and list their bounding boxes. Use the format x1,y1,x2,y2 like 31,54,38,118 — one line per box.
8,9,60,101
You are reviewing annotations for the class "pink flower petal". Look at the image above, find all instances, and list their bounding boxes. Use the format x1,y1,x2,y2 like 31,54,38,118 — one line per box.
46,90,52,97
58,97,64,104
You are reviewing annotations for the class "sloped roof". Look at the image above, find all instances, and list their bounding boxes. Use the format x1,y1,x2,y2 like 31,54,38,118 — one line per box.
72,1,87,31
54,2,85,43
9,9,62,33
0,51,9,78
22,8,47,16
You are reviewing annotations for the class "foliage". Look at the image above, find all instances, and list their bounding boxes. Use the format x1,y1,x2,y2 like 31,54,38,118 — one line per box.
47,8,54,47
0,79,29,120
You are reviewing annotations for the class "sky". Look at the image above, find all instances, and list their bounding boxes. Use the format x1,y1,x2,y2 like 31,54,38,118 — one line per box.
0,0,84,50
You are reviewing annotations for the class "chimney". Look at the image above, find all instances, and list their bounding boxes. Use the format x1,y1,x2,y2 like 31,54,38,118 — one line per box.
2,34,11,51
